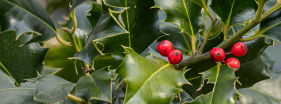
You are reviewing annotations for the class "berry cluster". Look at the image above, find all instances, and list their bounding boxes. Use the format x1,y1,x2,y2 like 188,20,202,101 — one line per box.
210,42,248,72
158,40,183,64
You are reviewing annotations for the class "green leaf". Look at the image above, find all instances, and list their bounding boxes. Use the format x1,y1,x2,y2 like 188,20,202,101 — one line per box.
260,9,281,43
191,0,208,7
0,0,56,43
72,3,128,65
44,34,83,83
154,0,202,36
73,0,163,65
87,2,102,28
238,88,281,104
182,76,214,99
104,0,164,53
92,54,123,70
72,0,97,9
70,1,96,50
210,0,257,27
76,67,112,102
236,57,271,88
45,0,72,13
0,70,37,103
159,22,192,54
41,67,62,76
116,47,188,103
264,0,277,12
199,32,224,53
185,37,272,91
234,37,272,88
186,64,239,104
34,75,75,103
0,31,48,84
250,71,281,100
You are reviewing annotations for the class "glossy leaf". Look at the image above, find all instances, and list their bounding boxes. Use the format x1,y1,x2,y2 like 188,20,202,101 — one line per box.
0,70,37,103
154,0,202,36
70,1,93,50
159,22,192,53
72,3,128,65
76,67,112,102
116,47,188,103
264,0,277,12
104,0,164,54
87,2,102,28
238,69,281,104
34,75,75,103
185,37,272,91
210,0,257,27
191,0,208,7
0,31,48,84
234,38,272,88
260,9,281,43
199,32,224,53
92,54,123,70
0,0,56,43
238,88,281,104
186,64,239,104
44,35,83,83
251,71,281,100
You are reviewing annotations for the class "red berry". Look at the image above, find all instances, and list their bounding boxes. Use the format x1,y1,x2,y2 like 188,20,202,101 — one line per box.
168,50,183,64
210,47,226,62
231,42,247,57
158,40,174,56
225,57,240,72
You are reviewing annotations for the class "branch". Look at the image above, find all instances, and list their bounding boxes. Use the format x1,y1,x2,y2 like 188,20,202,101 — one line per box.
198,17,217,53
177,3,281,69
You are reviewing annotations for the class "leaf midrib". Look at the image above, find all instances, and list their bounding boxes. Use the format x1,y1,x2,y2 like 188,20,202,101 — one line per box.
126,64,170,102
225,0,236,28
210,65,220,104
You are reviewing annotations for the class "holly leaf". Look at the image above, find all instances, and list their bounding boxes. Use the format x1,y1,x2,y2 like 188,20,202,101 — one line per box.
87,2,102,28
0,31,48,84
41,67,62,76
70,0,101,50
234,37,272,88
185,37,272,92
246,71,281,100
210,0,257,28
75,67,112,102
238,88,281,104
44,34,83,83
73,0,163,65
92,54,123,70
0,0,56,43
0,69,37,103
159,22,192,54
186,64,239,104
34,75,75,103
116,47,188,103
199,32,224,53
153,0,202,37
239,71,281,104
71,3,128,65
259,9,281,44
104,0,164,54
